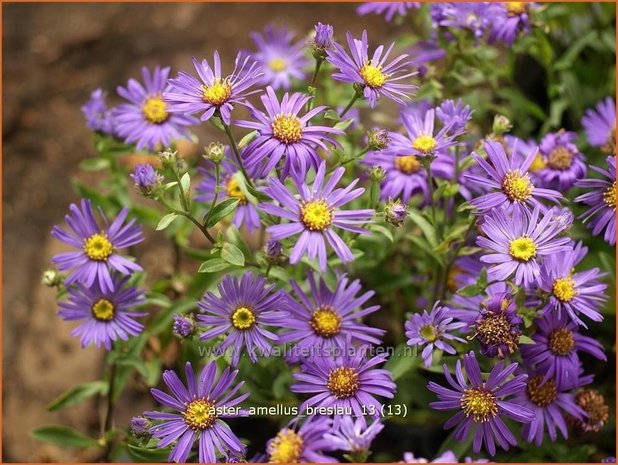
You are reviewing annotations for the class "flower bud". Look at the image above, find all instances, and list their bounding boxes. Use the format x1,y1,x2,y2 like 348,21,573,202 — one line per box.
368,166,386,183
367,128,390,151
159,148,177,168
130,164,162,196
384,198,408,227
41,269,62,287
313,22,334,50
204,142,225,164
172,314,197,339
492,115,512,136
130,416,151,438
264,239,283,264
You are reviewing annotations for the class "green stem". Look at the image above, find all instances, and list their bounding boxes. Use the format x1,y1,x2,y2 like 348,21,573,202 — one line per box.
159,198,216,244
326,148,370,175
221,120,255,189
426,160,440,240
101,361,117,461
202,163,221,228
339,91,361,118
311,58,323,87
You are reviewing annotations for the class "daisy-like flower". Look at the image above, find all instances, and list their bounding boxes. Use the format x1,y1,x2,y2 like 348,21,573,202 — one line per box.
428,351,534,455
260,161,373,271
363,150,429,203
536,131,586,190
266,417,337,463
436,99,473,134
520,312,606,388
326,30,417,107
114,66,195,152
431,3,499,39
404,302,466,368
195,155,261,233
356,2,420,21
538,242,607,327
279,271,384,359
81,88,116,135
388,107,461,158
512,370,587,446
164,52,262,125
58,275,145,350
146,361,248,463
197,272,288,366
291,352,396,419
237,87,343,177
323,416,384,454
576,156,616,246
250,25,309,90
51,199,143,293
582,97,616,153
477,205,571,287
466,140,563,213
489,2,536,45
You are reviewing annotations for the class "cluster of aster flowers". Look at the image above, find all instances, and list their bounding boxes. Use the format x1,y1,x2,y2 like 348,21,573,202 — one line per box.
42,4,615,464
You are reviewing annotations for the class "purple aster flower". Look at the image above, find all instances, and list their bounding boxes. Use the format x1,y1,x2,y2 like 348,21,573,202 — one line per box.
313,22,334,50
82,88,116,135
356,2,420,21
195,155,262,233
431,3,499,39
164,52,262,125
326,30,417,107
130,415,151,438
466,140,563,213
364,150,429,203
250,25,309,90
428,351,534,455
436,99,473,134
489,2,536,45
477,205,571,287
405,302,466,368
512,370,586,446
520,312,606,388
266,417,337,463
323,416,383,453
197,272,288,365
292,351,396,420
582,97,616,152
51,199,143,293
237,87,343,177
576,156,616,245
114,66,196,152
172,313,197,339
573,388,610,433
279,271,384,359
536,130,587,190
57,274,145,350
538,241,607,327
260,161,373,271
388,107,461,158
130,163,163,196
145,361,248,463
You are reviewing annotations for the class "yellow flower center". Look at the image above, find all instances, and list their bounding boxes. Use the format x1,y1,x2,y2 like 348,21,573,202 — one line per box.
603,181,616,210
231,306,256,330
309,306,342,338
183,398,217,430
300,200,333,231
553,277,577,302
548,327,575,356
395,155,422,174
547,146,574,170
271,114,303,144
502,171,534,202
327,367,360,399
201,80,232,106
268,429,304,463
527,376,558,407
528,153,546,172
142,96,169,124
83,233,113,261
226,178,247,205
411,135,437,154
91,298,115,322
460,388,498,423
508,236,537,262
359,63,388,89
506,2,526,15
269,57,287,72
420,324,438,342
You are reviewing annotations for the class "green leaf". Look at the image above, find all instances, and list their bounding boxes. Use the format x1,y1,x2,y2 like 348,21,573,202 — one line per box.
323,109,341,121
519,335,535,345
127,443,173,462
32,426,99,449
47,381,108,411
79,158,110,171
156,213,179,231
385,344,420,380
457,284,482,297
334,118,355,131
407,210,438,248
209,116,225,131
368,224,394,242
238,130,258,149
198,257,231,273
220,242,245,267
180,173,191,195
205,198,240,227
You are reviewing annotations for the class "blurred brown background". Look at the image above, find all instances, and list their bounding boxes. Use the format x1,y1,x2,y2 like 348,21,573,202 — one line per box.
2,3,405,461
